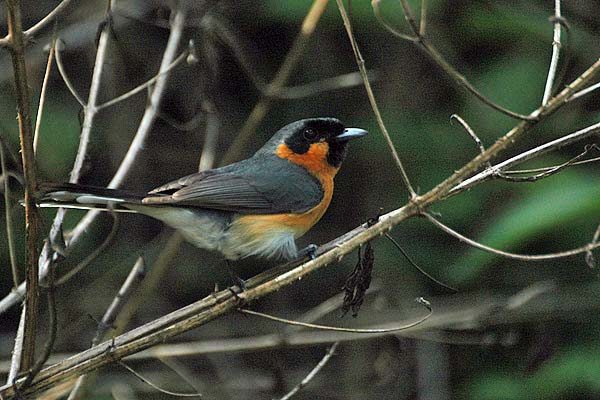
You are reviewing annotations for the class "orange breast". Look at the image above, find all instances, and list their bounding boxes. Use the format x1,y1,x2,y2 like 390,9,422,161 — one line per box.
234,142,339,239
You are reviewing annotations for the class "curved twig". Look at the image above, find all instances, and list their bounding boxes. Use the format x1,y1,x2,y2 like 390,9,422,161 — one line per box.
240,299,431,333
423,212,600,261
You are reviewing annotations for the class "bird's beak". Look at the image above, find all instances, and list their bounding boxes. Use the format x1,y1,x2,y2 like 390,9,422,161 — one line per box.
333,128,368,142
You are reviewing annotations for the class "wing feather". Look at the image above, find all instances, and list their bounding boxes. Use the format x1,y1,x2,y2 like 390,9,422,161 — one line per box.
142,156,323,214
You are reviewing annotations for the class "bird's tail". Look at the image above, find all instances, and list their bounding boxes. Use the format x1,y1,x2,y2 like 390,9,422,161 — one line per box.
38,183,148,213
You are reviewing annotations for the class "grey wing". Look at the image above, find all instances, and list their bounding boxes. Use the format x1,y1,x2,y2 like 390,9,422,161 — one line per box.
143,156,324,214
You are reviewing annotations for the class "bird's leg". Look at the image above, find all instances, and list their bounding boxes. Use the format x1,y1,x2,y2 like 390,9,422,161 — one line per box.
225,259,247,292
298,244,318,260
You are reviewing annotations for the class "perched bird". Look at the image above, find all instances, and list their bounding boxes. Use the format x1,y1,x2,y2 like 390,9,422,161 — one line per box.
40,118,367,261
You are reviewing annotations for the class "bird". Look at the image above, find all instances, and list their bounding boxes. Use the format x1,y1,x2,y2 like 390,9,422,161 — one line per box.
39,118,367,261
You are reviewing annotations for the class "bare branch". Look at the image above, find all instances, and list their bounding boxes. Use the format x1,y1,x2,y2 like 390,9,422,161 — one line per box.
419,0,427,36
336,0,417,198
240,301,431,333
372,0,417,41
5,0,42,372
279,342,339,400
449,121,600,195
118,362,202,397
384,233,457,292
221,0,330,165
569,80,600,101
70,21,110,184
450,114,488,165
33,39,55,154
67,7,187,246
198,109,220,172
542,0,562,105
497,144,599,182
4,280,597,371
500,155,600,175
7,305,26,384
0,137,19,288
375,0,536,121
96,49,189,111
0,0,73,48
423,212,600,261
586,224,600,268
21,253,58,389
68,257,145,400
205,15,373,100
54,39,86,107
54,213,119,286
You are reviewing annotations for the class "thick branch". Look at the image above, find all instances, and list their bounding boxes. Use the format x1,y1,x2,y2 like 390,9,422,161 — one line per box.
5,0,41,372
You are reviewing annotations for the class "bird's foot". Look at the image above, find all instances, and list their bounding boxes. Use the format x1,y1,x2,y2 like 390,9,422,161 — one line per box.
298,244,318,260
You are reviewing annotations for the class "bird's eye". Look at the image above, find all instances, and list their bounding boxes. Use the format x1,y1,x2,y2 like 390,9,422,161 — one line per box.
303,128,317,141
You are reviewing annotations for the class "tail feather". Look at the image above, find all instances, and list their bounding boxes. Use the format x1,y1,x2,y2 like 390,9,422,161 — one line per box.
39,183,150,213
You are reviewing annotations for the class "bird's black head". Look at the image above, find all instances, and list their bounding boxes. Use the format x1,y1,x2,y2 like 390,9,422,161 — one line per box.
260,118,368,169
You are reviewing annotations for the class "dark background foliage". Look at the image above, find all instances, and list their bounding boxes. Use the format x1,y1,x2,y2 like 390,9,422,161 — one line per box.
0,0,599,398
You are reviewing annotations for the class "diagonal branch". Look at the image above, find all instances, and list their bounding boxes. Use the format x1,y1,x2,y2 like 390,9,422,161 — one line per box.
449,121,600,195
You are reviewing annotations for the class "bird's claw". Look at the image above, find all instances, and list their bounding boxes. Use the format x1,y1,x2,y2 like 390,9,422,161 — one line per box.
298,244,318,260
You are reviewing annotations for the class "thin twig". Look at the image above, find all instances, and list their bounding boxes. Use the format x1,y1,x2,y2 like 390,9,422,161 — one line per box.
67,7,188,245
0,137,19,288
53,213,119,286
419,0,427,36
71,19,110,184
33,38,56,154
501,155,600,175
198,109,220,172
0,0,73,48
205,15,372,100
497,144,599,182
118,361,202,397
375,0,535,121
7,305,26,384
6,0,42,372
569,80,600,101
372,0,417,41
68,257,146,400
96,49,188,111
423,212,600,261
21,252,58,389
336,0,417,198
449,121,600,195
54,39,86,106
450,114,489,166
220,0,330,165
542,0,562,105
279,342,339,400
585,224,600,268
240,300,431,333
384,233,457,292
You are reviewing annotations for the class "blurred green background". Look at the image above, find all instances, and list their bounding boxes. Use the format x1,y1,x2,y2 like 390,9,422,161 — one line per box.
0,0,599,399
